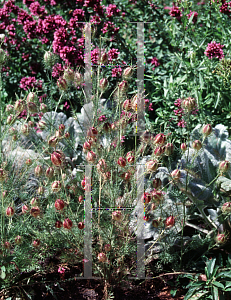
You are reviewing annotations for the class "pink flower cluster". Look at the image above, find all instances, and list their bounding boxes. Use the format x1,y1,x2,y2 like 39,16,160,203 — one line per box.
19,76,43,90
1,0,131,95
6,24,16,37
219,2,231,15
98,115,107,122
112,66,122,77
29,2,47,18
68,9,85,29
52,63,64,78
3,0,19,14
52,26,83,66
106,4,121,18
169,6,182,21
205,41,225,60
144,99,153,111
63,101,70,110
91,47,100,65
150,57,160,70
90,15,101,24
108,48,120,62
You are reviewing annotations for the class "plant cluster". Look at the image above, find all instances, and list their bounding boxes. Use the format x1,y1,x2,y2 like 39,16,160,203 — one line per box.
0,0,231,299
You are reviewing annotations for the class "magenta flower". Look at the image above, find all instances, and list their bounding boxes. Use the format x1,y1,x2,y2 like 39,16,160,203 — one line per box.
63,102,70,110
18,109,27,120
52,63,64,78
169,6,182,21
219,2,231,15
91,47,100,65
112,66,122,77
90,15,101,24
29,1,47,17
58,267,65,274
150,57,160,70
98,115,107,122
148,103,153,111
108,48,120,62
19,76,43,90
205,41,225,60
106,4,121,18
22,53,30,61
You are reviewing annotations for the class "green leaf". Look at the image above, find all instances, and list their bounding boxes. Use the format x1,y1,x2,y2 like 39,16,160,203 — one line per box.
170,289,177,297
212,266,220,278
198,38,207,49
213,286,219,300
227,255,231,267
1,266,6,280
188,13,195,26
216,271,231,279
178,74,187,85
184,287,202,300
205,266,209,278
212,281,225,290
214,92,220,109
199,73,204,89
207,258,216,278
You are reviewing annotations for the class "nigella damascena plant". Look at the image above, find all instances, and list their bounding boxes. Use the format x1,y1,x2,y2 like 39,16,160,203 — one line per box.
219,160,230,174
14,99,25,113
51,150,65,167
63,67,75,85
182,97,197,112
57,77,68,91
122,67,133,79
99,78,108,91
27,92,38,103
44,51,57,69
0,168,7,182
202,124,212,137
165,216,175,228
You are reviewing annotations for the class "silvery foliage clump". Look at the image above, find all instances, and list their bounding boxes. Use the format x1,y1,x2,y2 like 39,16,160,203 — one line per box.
129,124,231,255
38,99,111,167
2,100,109,171
178,124,231,227
37,102,94,164
129,156,183,254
